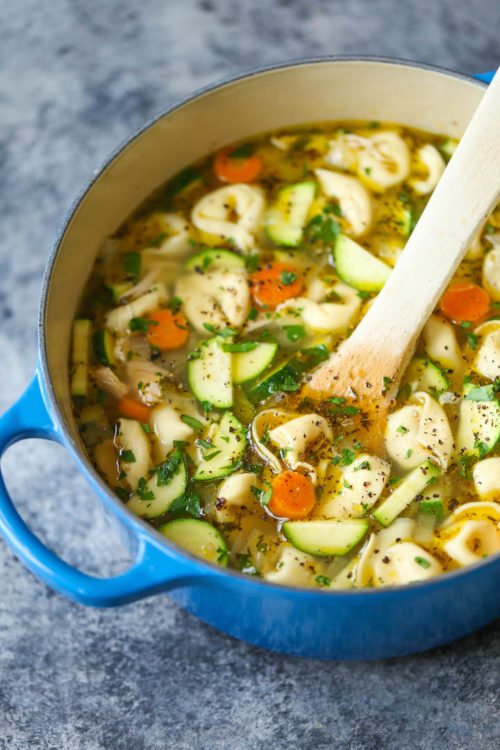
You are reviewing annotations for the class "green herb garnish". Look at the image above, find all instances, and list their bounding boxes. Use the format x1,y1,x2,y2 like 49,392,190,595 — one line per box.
120,449,136,463
281,270,298,286
181,415,205,432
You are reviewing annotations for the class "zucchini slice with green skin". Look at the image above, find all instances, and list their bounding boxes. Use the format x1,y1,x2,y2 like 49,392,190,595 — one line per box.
265,181,316,246
283,519,369,557
373,460,440,527
158,518,228,565
334,233,392,292
126,449,187,519
232,342,278,384
71,319,92,398
455,383,500,457
188,337,233,408
106,281,131,301
92,329,115,367
194,411,246,481
403,357,449,395
184,248,246,273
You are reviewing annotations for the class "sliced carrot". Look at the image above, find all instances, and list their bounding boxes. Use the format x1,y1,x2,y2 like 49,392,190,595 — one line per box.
147,308,190,349
250,263,303,308
268,471,316,519
117,396,151,424
440,282,490,323
214,146,262,183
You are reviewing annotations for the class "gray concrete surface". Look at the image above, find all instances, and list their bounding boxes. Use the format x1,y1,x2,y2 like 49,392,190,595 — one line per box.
0,1,499,747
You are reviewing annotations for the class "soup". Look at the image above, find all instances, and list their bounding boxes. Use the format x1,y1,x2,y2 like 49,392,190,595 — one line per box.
70,121,500,589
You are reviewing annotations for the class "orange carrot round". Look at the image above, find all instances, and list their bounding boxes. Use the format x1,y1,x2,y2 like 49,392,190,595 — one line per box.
117,396,151,424
268,471,316,519
250,263,303,308
440,282,490,323
147,308,189,349
214,147,262,183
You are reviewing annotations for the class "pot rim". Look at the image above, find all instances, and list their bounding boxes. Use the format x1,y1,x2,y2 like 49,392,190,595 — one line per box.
37,54,498,598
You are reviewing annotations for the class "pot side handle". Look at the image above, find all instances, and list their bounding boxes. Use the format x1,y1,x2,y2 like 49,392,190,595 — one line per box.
475,71,495,83
0,373,209,606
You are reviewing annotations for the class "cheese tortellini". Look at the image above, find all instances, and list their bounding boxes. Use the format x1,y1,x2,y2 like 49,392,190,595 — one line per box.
191,184,264,252
176,270,250,332
357,131,410,190
315,168,372,236
385,392,454,471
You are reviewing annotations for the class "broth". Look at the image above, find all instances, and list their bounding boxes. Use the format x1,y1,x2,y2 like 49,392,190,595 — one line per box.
70,121,500,588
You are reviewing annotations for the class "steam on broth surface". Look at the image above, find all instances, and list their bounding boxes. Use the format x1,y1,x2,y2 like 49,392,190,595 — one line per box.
70,122,500,589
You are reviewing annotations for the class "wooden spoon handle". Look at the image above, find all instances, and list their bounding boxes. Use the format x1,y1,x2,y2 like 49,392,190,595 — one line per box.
344,67,500,366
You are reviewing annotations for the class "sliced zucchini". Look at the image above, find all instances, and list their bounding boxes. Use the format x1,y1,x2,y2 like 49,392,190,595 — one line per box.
439,138,458,161
92,329,115,367
106,281,131,301
403,357,449,395
373,460,440,527
158,518,228,565
283,519,369,557
232,385,256,425
184,248,245,273
194,411,246,481
71,319,92,398
334,233,392,292
265,181,316,247
455,383,500,457
127,449,187,519
232,342,278,384
188,336,233,408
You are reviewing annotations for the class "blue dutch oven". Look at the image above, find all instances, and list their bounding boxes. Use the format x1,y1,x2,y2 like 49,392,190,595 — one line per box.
0,59,498,660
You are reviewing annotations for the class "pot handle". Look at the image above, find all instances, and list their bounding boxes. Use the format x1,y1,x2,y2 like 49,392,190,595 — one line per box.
0,373,209,606
475,71,495,83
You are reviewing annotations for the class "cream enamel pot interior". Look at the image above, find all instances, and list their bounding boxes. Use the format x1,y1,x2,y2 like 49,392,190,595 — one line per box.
0,59,498,660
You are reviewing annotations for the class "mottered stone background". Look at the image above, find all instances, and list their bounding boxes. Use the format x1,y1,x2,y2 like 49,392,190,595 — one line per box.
0,1,499,748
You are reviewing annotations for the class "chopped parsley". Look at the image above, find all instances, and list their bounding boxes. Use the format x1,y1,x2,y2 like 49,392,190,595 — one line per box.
181,415,205,432
396,425,409,434
129,317,150,332
136,476,155,501
120,449,136,463
341,448,356,466
222,342,258,352
283,324,305,342
414,556,430,569
466,332,479,351
229,142,254,159
245,254,260,272
156,449,184,486
281,270,298,286
124,251,141,277
168,488,202,518
149,233,168,247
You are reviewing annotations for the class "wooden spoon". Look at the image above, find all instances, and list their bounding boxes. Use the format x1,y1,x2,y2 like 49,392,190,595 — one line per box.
302,68,500,450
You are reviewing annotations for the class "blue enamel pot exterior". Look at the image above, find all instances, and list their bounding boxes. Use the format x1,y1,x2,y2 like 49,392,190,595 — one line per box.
0,59,498,660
